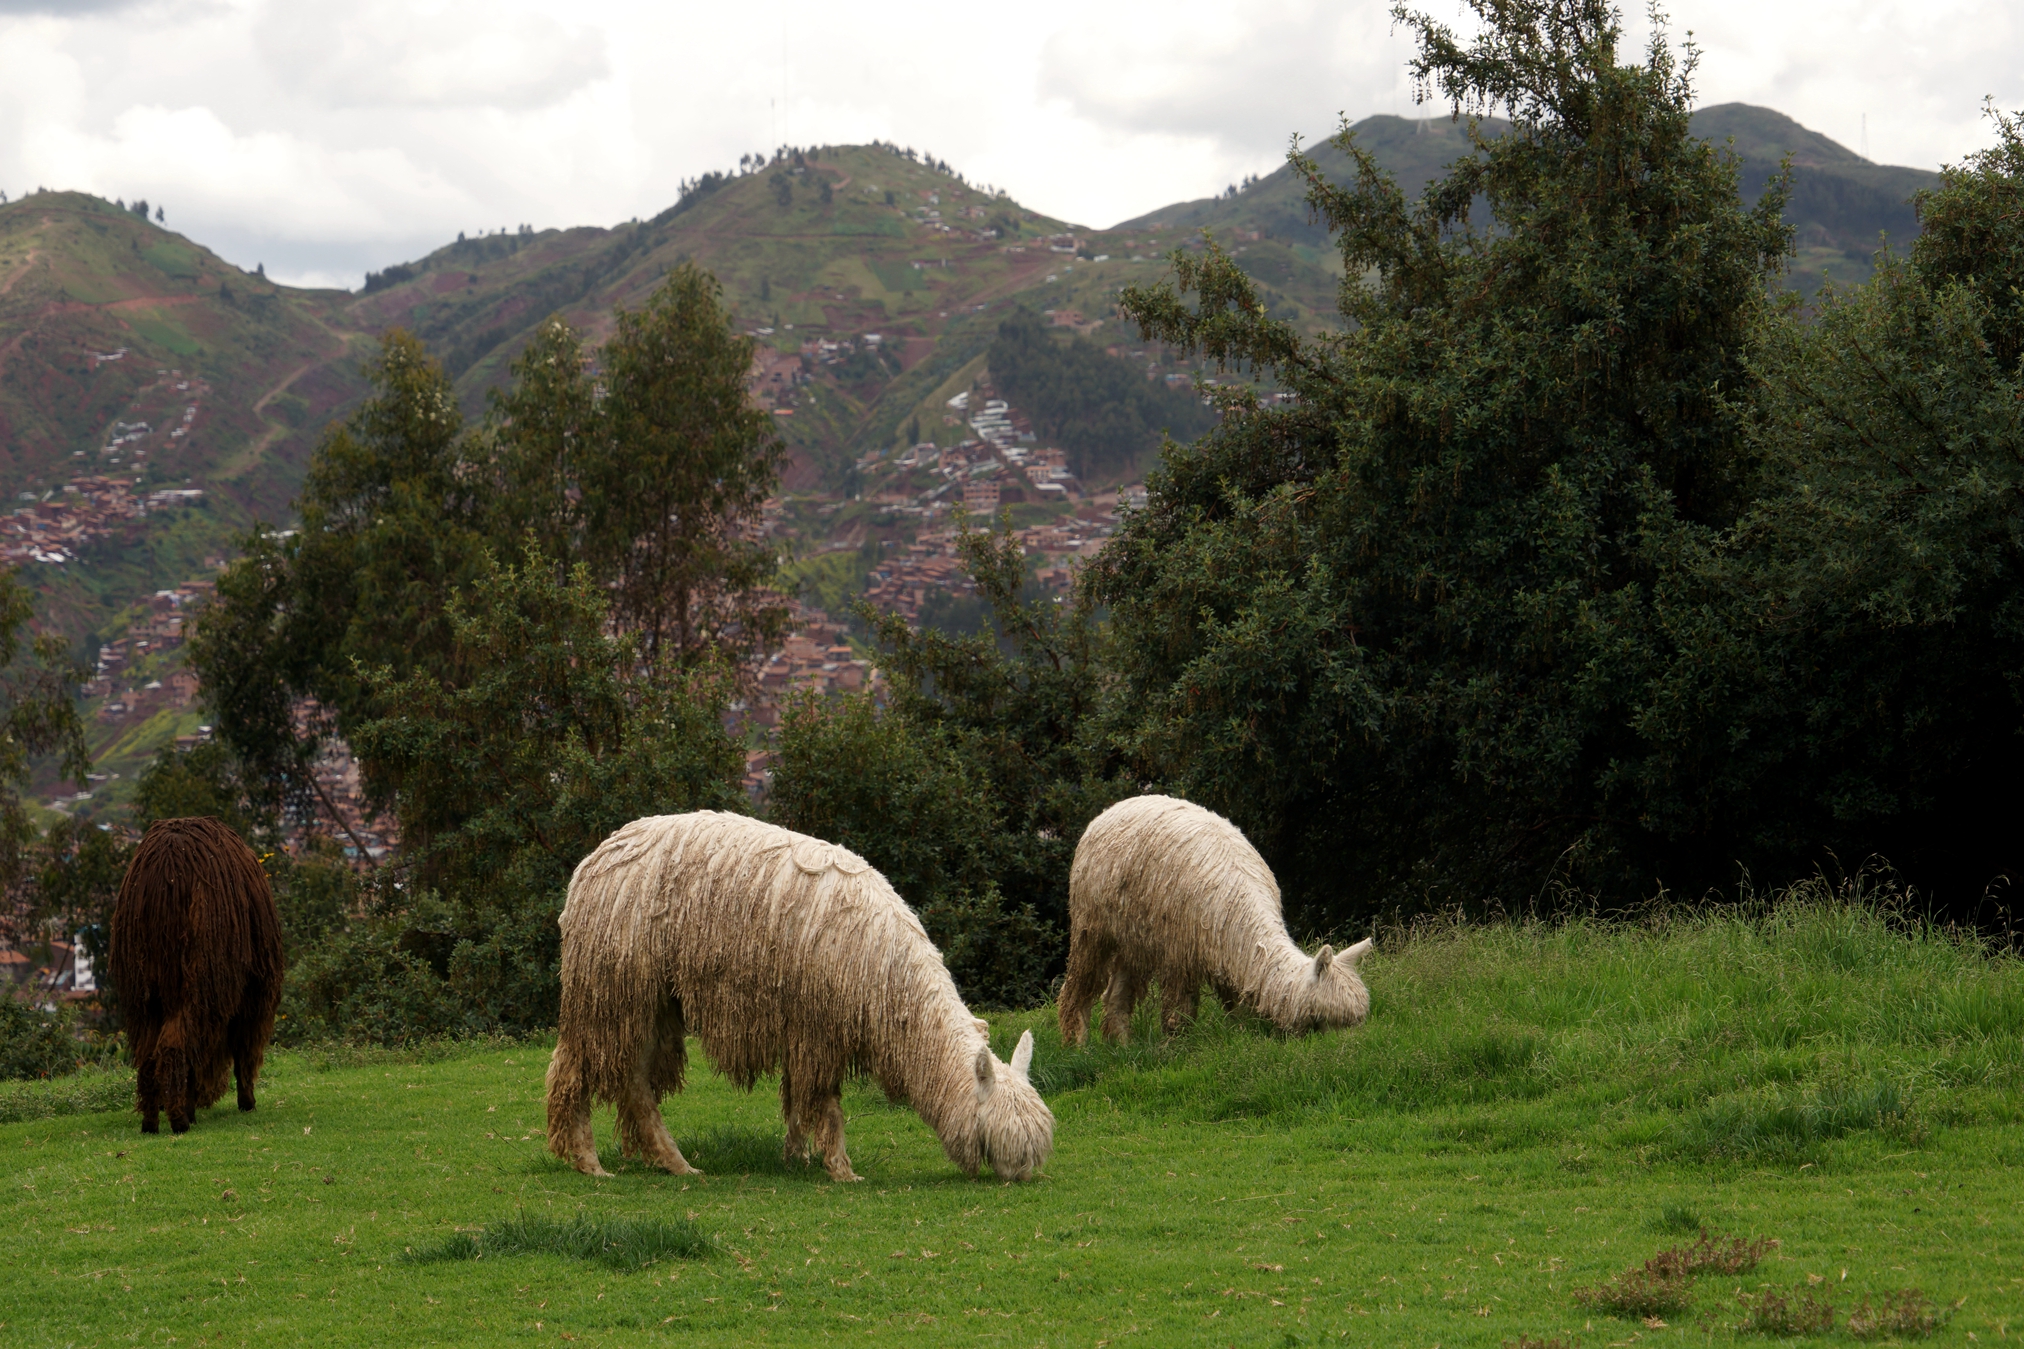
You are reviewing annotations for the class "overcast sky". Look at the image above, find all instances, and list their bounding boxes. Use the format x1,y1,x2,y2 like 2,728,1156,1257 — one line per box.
1,0,2016,289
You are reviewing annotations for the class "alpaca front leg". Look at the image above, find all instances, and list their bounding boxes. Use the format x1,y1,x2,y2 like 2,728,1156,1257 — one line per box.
228,1010,265,1112
781,1075,813,1167
1160,977,1200,1037
544,1037,610,1178
1100,968,1146,1044
810,1095,860,1182
617,1086,699,1175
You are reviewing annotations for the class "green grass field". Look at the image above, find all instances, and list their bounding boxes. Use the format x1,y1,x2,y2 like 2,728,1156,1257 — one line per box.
4,902,2021,1346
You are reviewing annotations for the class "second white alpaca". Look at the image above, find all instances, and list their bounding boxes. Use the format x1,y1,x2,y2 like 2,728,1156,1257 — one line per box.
1059,794,1372,1043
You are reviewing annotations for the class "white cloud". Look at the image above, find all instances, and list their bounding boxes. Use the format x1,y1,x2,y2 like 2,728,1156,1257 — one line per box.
253,0,607,111
1,0,2018,288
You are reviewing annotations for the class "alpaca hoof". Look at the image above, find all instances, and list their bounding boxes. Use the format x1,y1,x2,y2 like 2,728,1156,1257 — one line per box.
579,1162,613,1179
141,1118,159,1135
170,1119,190,1135
238,1099,256,1112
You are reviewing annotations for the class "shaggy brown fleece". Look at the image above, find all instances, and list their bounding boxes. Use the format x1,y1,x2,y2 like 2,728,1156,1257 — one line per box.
110,817,285,1134
1059,794,1373,1043
546,812,1054,1183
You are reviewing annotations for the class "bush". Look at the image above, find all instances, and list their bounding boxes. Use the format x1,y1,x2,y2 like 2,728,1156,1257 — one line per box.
0,999,87,1080
1737,1285,1838,1337
769,692,1059,1008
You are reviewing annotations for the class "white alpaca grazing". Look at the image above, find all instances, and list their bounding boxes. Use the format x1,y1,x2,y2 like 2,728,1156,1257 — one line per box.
546,812,1054,1183
1059,794,1372,1043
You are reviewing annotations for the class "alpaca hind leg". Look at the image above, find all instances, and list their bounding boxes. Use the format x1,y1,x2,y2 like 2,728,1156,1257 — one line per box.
1057,935,1108,1047
544,1036,609,1178
1100,967,1146,1044
809,1093,859,1182
157,1019,194,1134
136,1049,162,1135
228,990,271,1112
617,1016,698,1176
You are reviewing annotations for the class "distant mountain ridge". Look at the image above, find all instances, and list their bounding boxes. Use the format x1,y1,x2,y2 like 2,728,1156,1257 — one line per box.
1126,103,1939,296
0,104,1945,648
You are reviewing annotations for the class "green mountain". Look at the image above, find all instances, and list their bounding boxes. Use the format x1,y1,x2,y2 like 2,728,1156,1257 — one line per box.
1124,104,1938,298
0,109,1945,648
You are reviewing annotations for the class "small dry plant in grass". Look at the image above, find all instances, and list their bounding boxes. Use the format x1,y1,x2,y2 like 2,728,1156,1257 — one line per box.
1575,1228,1775,1318
1847,1289,1952,1340
1573,1265,1693,1318
1738,1285,1838,1336
1646,1229,1776,1279
1504,1337,1575,1349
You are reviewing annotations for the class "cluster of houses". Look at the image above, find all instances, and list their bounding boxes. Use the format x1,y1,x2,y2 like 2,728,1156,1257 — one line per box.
729,603,881,797
0,476,153,565
861,531,978,622
0,933,94,1006
289,700,396,866
77,579,214,729
92,373,208,468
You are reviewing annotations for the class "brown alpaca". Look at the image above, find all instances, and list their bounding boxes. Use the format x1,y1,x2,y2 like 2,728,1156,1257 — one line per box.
547,812,1054,1183
1060,795,1372,1044
110,817,285,1135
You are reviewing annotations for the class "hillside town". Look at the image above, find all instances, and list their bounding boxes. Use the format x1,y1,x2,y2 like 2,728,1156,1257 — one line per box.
0,475,205,566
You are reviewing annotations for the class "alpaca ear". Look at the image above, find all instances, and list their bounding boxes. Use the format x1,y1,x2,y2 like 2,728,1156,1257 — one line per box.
974,1017,990,1035
1314,944,1335,975
1344,937,1374,966
1010,1029,1034,1082
974,1044,995,1093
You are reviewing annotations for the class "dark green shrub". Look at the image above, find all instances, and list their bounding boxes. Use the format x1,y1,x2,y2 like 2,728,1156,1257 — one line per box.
0,999,84,1080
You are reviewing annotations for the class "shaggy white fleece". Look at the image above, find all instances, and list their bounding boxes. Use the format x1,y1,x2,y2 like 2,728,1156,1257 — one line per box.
546,811,1054,1183
1060,794,1372,1043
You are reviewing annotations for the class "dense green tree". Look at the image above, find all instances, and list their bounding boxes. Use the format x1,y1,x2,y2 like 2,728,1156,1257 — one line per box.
1686,107,2024,903
188,331,488,848
303,547,745,1033
584,261,789,666
987,309,1214,482
1089,0,1791,925
770,518,1125,1003
486,317,598,571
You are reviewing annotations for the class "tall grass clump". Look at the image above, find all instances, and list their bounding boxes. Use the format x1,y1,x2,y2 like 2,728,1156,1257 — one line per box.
1042,873,2024,1155
401,1213,710,1271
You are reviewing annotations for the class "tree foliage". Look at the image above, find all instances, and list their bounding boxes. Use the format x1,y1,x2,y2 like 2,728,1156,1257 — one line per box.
184,265,782,1039
987,309,1214,482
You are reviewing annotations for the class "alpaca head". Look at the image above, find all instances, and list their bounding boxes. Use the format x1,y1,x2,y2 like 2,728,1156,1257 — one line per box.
1292,936,1374,1031
971,1029,1054,1181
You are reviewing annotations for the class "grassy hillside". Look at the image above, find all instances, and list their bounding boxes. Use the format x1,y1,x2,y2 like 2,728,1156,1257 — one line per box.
0,194,363,517
2,902,2017,1344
